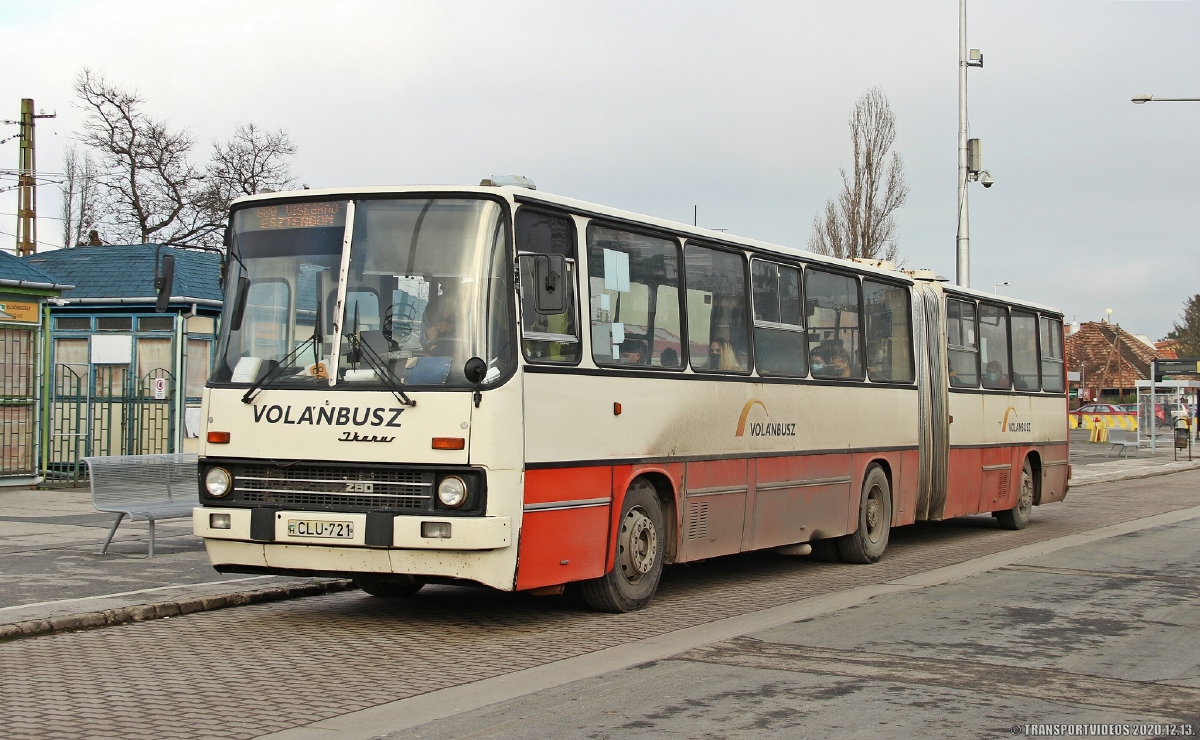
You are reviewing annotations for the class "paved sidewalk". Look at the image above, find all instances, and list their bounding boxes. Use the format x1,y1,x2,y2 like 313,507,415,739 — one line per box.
0,447,1196,639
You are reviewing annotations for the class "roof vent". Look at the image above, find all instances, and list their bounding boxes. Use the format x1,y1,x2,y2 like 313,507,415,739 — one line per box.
480,175,536,190
903,268,948,281
849,258,897,271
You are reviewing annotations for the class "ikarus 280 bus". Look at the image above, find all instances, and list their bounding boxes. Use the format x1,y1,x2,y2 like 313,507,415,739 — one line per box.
194,182,1069,612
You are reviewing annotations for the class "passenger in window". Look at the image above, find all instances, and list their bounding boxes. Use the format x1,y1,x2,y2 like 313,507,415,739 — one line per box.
708,338,739,371
831,349,852,378
659,347,679,368
809,349,829,376
620,340,647,365
984,360,1008,388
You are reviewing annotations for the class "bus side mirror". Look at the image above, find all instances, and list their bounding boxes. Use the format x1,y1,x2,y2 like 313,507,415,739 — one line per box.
533,254,567,314
229,276,251,331
464,357,487,385
155,254,175,313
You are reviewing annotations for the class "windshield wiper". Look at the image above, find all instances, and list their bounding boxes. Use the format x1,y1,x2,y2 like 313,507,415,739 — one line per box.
343,332,415,407
241,334,319,405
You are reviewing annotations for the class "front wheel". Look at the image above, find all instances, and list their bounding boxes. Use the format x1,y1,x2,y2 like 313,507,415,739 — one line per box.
580,479,665,613
996,459,1034,530
837,465,892,564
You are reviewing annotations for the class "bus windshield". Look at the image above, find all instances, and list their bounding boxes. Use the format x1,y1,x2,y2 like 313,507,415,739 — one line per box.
212,197,514,390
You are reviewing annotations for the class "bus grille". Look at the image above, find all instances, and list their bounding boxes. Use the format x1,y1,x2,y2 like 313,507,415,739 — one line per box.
234,464,433,511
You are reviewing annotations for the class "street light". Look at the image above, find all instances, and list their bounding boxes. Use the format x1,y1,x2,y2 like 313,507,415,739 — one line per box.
956,0,988,288
1132,94,1200,104
994,281,1008,294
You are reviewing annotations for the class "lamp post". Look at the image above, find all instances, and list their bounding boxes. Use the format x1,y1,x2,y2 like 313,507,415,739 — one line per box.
1132,94,1200,104
994,281,1008,294
956,0,989,288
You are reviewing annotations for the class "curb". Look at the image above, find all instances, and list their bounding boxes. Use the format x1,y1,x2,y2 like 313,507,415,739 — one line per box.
1069,460,1200,488
0,579,358,644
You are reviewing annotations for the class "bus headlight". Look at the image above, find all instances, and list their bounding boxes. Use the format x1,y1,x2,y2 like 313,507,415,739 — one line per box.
205,467,232,497
437,476,467,508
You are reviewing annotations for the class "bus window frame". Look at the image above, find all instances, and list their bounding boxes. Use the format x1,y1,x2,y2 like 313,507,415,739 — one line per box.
682,240,753,376
514,205,584,368
585,220,687,372
748,256,807,379
212,191,518,393
1009,307,1041,392
1038,313,1066,396
861,278,917,385
977,301,1013,392
804,265,866,382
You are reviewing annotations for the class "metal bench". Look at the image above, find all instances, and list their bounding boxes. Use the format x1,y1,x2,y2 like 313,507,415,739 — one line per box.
1106,429,1141,459
84,454,199,557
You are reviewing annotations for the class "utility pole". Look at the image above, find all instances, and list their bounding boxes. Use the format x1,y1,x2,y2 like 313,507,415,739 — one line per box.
14,99,56,256
956,1,984,287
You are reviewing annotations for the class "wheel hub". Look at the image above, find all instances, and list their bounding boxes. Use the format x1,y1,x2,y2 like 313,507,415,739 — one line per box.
619,507,657,580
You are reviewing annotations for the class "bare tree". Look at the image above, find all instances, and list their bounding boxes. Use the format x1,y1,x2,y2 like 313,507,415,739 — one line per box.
199,123,297,225
60,144,99,247
808,88,909,262
74,68,212,246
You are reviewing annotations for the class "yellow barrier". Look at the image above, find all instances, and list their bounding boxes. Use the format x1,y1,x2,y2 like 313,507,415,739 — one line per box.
1088,421,1109,443
1069,413,1138,431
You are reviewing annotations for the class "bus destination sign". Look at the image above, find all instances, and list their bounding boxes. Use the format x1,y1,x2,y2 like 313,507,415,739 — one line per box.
252,202,345,231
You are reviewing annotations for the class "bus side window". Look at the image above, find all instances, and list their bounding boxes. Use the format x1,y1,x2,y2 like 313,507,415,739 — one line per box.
1010,310,1040,391
863,281,914,383
751,259,805,377
1039,315,1065,393
516,210,579,364
979,303,1011,390
805,269,863,380
587,226,682,369
946,298,979,387
685,243,750,373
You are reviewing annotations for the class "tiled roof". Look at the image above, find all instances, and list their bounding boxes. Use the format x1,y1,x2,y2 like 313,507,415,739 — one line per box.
22,245,222,303
1065,322,1163,389
0,250,68,287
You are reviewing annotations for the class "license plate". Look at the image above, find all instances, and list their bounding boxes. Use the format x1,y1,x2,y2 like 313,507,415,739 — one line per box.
287,519,354,539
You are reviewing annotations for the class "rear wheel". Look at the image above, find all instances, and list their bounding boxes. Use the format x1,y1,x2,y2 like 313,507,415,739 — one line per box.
354,574,425,598
580,479,665,613
996,459,1034,530
837,466,892,564
808,538,843,562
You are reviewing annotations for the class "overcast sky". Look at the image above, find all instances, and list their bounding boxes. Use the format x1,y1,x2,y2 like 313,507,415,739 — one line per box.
2,1,1197,339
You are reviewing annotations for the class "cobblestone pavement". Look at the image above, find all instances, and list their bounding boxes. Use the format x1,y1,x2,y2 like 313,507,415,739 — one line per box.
2,471,1198,740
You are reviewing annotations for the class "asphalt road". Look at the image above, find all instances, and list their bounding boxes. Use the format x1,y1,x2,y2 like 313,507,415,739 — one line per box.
2,470,1198,739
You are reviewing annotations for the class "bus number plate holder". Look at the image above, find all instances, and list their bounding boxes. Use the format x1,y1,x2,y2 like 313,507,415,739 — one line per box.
287,519,355,539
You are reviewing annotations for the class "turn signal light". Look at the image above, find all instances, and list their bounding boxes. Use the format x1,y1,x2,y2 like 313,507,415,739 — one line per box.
208,431,231,444
432,437,465,450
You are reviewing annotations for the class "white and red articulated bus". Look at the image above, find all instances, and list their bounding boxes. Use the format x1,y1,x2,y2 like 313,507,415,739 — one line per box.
193,184,1069,612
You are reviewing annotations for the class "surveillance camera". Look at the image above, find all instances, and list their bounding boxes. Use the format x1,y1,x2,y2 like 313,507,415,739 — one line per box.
980,172,994,188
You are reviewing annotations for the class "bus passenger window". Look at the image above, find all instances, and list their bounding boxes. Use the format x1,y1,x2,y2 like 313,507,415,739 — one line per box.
1010,310,1040,391
863,281,914,383
805,269,862,380
946,298,979,387
751,260,805,377
516,210,579,364
587,226,682,369
1039,316,1065,393
979,304,1011,390
686,244,749,373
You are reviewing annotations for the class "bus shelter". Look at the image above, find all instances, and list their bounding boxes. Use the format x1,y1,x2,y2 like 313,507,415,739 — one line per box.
1136,379,1200,453
0,252,71,487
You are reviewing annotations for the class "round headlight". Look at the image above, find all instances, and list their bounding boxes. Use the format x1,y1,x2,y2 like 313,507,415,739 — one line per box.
205,467,232,497
437,476,467,508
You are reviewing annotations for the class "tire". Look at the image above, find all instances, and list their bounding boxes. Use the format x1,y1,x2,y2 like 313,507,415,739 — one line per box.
837,465,892,564
808,538,843,562
354,574,425,598
996,459,1034,531
580,478,665,613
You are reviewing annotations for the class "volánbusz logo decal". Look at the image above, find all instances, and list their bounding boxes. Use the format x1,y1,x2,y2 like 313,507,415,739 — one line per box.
735,399,796,438
251,404,405,428
1000,406,1031,433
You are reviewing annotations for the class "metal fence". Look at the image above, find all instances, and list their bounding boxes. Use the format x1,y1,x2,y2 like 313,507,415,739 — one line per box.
46,364,176,484
0,327,37,479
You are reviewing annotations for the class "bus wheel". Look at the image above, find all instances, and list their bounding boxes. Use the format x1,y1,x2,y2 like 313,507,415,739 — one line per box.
837,466,892,564
354,574,424,598
809,538,842,562
580,479,665,613
996,459,1034,530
